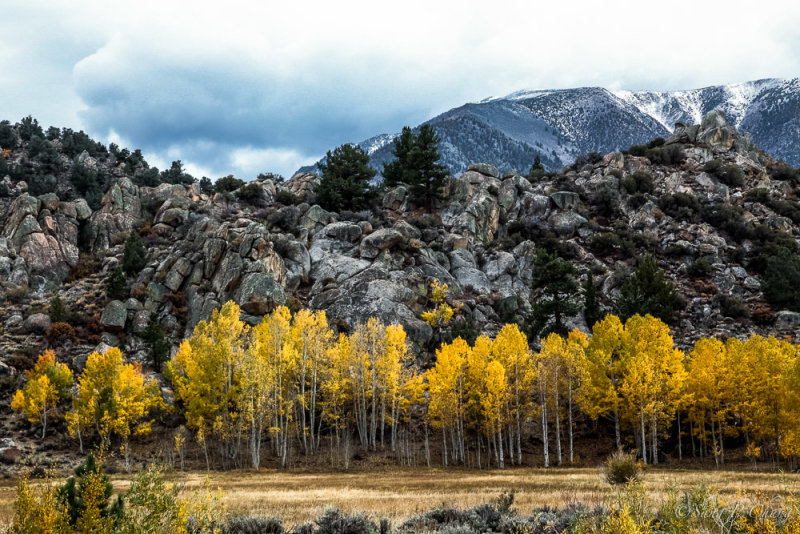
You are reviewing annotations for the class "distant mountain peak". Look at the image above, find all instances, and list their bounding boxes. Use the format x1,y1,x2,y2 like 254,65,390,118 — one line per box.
303,78,800,176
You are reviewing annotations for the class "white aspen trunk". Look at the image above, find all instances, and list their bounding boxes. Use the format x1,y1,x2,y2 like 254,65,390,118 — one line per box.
498,427,505,469
614,408,622,449
555,388,562,466
639,410,647,464
677,411,682,460
568,382,574,464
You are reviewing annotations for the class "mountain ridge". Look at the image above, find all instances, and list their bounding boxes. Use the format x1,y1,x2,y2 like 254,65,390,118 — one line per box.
314,78,800,176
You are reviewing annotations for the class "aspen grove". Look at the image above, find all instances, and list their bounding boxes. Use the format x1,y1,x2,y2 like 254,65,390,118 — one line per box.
14,300,800,470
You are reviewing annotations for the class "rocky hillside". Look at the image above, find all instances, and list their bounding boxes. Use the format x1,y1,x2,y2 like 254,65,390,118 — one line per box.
307,78,800,176
1,110,800,394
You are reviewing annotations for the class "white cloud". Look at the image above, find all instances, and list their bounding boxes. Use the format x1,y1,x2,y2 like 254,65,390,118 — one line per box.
4,0,799,177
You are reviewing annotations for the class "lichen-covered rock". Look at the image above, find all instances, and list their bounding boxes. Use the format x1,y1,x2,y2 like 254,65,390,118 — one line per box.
234,272,285,315
23,313,51,334
360,228,404,259
100,300,128,329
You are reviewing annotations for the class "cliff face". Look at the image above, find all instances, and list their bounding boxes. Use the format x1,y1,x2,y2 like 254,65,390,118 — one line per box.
1,111,799,381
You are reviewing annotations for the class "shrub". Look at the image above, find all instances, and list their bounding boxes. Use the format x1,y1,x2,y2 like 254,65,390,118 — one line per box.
590,232,622,255
224,516,284,534
645,144,684,165
314,507,377,534
620,171,653,195
714,294,750,319
687,257,714,278
46,321,75,342
574,151,603,167
658,192,700,222
604,449,642,485
215,175,245,193
770,163,800,184
761,247,800,312
274,189,298,206
236,182,265,205
704,159,744,187
701,203,752,241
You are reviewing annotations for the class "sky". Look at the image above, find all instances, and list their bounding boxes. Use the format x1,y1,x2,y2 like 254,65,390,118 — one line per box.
2,0,799,179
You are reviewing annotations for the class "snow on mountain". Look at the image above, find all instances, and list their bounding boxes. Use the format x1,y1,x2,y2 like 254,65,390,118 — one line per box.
301,78,800,177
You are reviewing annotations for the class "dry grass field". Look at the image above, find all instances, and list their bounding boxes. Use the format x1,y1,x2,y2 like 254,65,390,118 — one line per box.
2,466,797,527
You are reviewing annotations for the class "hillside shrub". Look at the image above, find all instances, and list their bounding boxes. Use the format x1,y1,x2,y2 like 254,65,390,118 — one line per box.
620,171,653,194
703,159,744,187
46,321,75,342
770,163,800,184
658,192,700,222
761,247,800,311
687,257,714,278
274,189,298,206
215,175,245,193
236,182,265,205
604,449,642,485
714,294,750,319
123,231,147,275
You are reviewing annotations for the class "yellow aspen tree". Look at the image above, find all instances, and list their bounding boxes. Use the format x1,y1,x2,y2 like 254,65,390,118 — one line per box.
464,335,491,468
426,337,469,466
382,324,411,452
11,350,73,438
240,321,278,469
780,348,800,462
69,347,163,469
166,301,247,468
254,305,294,467
320,334,354,455
491,323,533,466
618,314,686,465
734,335,796,461
482,360,509,468
289,309,334,455
564,329,589,464
686,337,728,465
535,333,567,467
349,318,386,450
582,314,626,449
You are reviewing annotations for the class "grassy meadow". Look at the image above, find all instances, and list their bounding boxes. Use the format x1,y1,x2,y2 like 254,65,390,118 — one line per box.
2,466,797,527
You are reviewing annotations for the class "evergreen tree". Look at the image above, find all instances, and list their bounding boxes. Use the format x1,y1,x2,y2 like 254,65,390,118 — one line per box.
58,453,123,526
614,254,677,323
106,268,128,300
761,246,800,312
49,295,68,323
122,231,147,275
583,272,602,329
528,154,545,180
529,250,581,337
382,124,448,209
316,143,377,211
142,313,171,372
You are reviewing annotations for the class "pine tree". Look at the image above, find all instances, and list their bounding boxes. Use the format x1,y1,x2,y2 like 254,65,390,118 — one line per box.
614,254,677,323
141,313,170,372
582,273,602,329
122,231,147,275
106,268,128,300
761,246,800,312
528,155,545,180
529,250,580,337
382,124,448,210
316,143,377,211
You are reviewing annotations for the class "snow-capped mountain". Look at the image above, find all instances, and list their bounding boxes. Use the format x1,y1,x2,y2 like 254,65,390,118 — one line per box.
307,78,800,176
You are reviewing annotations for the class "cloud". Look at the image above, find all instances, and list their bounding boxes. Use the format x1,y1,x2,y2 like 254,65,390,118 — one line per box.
5,0,800,177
